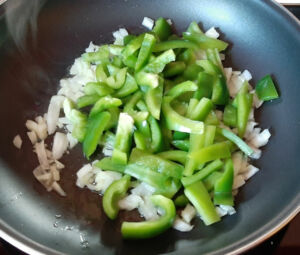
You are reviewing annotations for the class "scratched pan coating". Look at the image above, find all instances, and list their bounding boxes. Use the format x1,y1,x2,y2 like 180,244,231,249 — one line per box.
0,0,299,254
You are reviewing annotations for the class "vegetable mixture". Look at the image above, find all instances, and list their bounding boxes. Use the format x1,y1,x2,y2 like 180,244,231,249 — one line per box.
15,17,279,238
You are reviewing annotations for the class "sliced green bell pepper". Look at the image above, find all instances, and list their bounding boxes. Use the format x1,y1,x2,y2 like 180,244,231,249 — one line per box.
174,194,189,207
214,158,234,206
153,40,197,52
121,195,176,239
152,17,172,41
144,49,176,74
114,73,138,98
223,104,237,127
83,111,111,158
76,94,100,109
145,82,163,120
184,180,220,225
95,157,125,173
135,33,156,71
171,139,190,151
255,74,279,101
89,96,122,117
164,61,186,77
103,175,131,219
156,150,187,165
149,116,163,153
106,67,127,89
84,82,114,96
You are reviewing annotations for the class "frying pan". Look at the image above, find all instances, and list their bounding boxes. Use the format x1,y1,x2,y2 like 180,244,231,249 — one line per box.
0,0,299,254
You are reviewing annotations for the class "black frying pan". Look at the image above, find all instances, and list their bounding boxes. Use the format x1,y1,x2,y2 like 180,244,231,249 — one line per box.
0,0,299,254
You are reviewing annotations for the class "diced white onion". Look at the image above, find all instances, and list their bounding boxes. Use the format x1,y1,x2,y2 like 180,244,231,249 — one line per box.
249,145,262,159
205,27,219,39
249,129,271,148
55,160,65,169
52,132,68,160
241,70,252,81
27,131,38,144
93,170,122,193
142,17,154,30
67,133,78,149
243,165,259,180
228,73,244,98
173,216,194,232
216,206,227,217
252,92,263,108
232,152,248,176
52,181,66,196
138,196,159,221
219,205,236,215
233,175,246,189
118,194,143,211
34,141,49,170
85,41,99,53
181,204,196,223
46,96,65,135
166,19,172,25
131,182,155,197
13,135,22,149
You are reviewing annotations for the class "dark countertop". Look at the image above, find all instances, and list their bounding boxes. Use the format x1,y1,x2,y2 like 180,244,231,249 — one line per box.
0,4,299,255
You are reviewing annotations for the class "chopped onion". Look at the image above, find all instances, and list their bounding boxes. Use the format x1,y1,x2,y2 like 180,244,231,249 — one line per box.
93,170,122,193
52,181,66,196
52,132,68,160
131,182,155,197
249,145,262,159
249,129,271,148
166,19,172,25
232,152,248,176
216,206,227,217
46,96,65,135
55,160,65,169
233,175,246,189
205,27,219,39
173,216,194,232
228,73,244,98
27,131,38,144
241,70,252,81
67,133,78,149
181,204,196,223
13,135,22,149
118,194,143,211
138,196,159,221
219,205,236,215
50,165,60,181
223,68,233,84
142,17,154,30
85,41,99,53
243,165,259,180
113,28,128,46
34,141,49,170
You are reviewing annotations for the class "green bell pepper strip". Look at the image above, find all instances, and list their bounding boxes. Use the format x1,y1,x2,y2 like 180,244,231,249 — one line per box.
187,97,213,121
204,110,220,125
217,128,253,156
114,73,138,98
164,61,186,77
144,49,176,74
136,99,148,112
166,80,198,99
82,45,110,63
103,175,131,220
203,171,222,191
152,17,172,41
108,45,124,55
181,159,223,187
105,107,120,130
204,125,216,147
96,64,108,82
173,131,189,140
149,116,163,153
94,157,125,173
183,32,228,51
255,74,279,101
153,40,197,52
163,96,204,134
123,54,138,68
121,195,176,239
112,113,134,164
194,72,214,100
136,119,151,138
183,132,206,176
76,94,100,109
121,34,144,62
178,48,196,65
83,111,111,158
84,82,113,96
129,148,184,179
189,141,231,165
89,96,122,117
186,98,199,118
123,34,136,45
106,67,127,89
174,194,189,207
134,130,147,150
156,150,187,165
145,82,163,120
69,109,88,142
183,63,204,80
223,104,237,127
237,92,253,137
124,91,149,122
214,158,234,206
206,48,223,70
135,71,160,88
160,115,173,151
112,55,124,68
135,33,156,71
171,140,190,152
187,21,203,34
184,180,220,225
124,163,181,198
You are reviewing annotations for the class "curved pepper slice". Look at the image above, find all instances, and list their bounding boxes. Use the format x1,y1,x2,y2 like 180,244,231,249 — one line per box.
144,49,176,74
135,33,156,71
152,17,172,41
156,150,187,165
214,158,234,206
121,195,176,239
89,96,122,117
83,111,111,158
103,175,131,220
114,73,138,98
153,40,197,52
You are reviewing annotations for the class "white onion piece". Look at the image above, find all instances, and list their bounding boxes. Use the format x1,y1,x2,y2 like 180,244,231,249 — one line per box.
216,206,227,217
233,175,246,189
228,73,244,98
52,181,66,196
138,196,159,221
93,170,122,193
55,160,65,169
27,131,38,144
249,129,271,148
85,41,99,53
34,141,49,170
219,205,236,215
52,132,68,160
118,194,143,211
243,165,259,180
13,135,22,149
173,216,194,232
67,133,78,149
131,182,155,197
166,19,172,25
241,70,252,81
142,17,154,30
181,204,196,223
205,27,219,39
46,95,65,135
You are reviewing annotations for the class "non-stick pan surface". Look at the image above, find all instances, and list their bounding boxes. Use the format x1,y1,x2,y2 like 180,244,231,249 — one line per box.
0,0,299,254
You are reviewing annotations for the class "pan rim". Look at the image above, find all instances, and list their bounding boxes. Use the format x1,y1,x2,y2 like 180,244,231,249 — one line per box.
0,0,299,254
